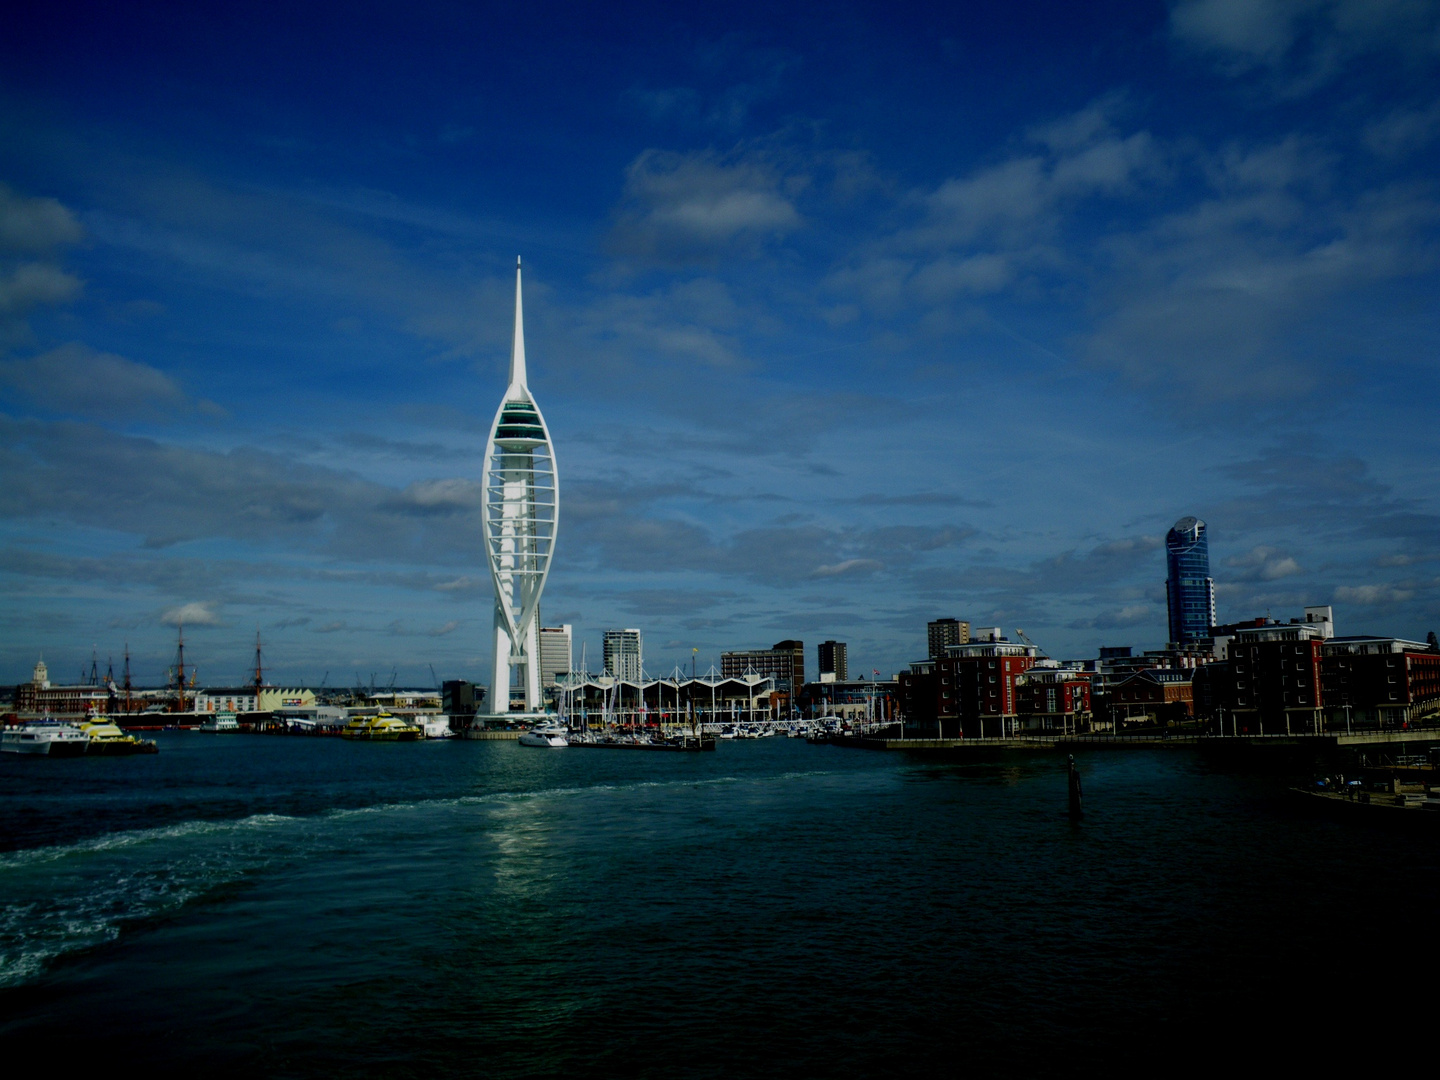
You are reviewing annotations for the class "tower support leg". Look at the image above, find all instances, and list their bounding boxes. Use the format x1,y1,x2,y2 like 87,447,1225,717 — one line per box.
491,607,512,717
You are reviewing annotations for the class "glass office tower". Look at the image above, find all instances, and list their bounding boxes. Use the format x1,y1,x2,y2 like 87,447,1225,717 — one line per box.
1165,517,1216,645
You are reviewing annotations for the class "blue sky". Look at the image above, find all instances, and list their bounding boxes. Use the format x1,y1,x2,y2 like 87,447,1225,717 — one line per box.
2,0,1438,687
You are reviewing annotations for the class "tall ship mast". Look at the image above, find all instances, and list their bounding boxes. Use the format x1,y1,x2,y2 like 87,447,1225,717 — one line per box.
482,258,559,716
173,624,188,713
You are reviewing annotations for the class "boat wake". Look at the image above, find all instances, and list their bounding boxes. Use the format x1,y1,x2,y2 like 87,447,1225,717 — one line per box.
0,768,842,988
0,813,300,989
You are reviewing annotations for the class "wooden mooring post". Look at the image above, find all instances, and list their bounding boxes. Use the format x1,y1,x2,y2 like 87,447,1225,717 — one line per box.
1068,754,1083,818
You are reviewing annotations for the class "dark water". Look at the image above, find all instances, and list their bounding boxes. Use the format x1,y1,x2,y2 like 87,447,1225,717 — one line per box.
2,735,1436,1075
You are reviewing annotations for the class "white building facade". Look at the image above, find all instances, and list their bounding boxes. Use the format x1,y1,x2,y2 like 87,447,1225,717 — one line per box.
483,259,559,715
538,624,573,689
603,629,643,682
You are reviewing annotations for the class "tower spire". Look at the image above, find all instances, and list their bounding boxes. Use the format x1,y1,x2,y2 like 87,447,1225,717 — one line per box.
508,256,527,393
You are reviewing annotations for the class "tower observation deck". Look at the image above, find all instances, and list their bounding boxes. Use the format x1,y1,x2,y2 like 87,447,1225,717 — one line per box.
483,259,559,715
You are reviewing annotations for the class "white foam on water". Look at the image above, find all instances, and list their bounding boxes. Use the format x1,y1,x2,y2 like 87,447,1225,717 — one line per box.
0,812,305,989
0,812,300,873
0,767,840,987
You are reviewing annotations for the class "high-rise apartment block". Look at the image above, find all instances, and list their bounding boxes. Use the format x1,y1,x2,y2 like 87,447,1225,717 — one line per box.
603,628,643,682
721,640,804,692
1165,516,1216,645
818,640,848,681
538,625,572,688
928,618,970,659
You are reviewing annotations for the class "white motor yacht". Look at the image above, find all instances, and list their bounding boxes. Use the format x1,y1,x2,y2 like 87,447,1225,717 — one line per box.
2,719,90,756
413,715,454,739
197,711,239,733
518,723,569,748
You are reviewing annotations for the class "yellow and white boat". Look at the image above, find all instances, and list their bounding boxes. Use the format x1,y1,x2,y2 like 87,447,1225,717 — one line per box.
78,717,159,755
340,713,421,741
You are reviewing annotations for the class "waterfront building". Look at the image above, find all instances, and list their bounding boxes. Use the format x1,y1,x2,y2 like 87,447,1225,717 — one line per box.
563,672,776,727
482,259,559,715
13,664,109,718
817,640,848,682
603,629,643,682
195,687,316,713
1104,670,1193,724
899,630,1038,738
798,677,898,723
1015,667,1092,732
1321,636,1440,727
1213,622,1326,733
442,680,480,719
721,640,805,693
195,687,259,713
927,618,970,658
1165,517,1216,646
539,625,573,688
1208,606,1334,661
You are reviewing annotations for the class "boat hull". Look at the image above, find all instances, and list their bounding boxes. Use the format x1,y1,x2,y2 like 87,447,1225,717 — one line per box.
518,732,568,747
85,739,159,755
2,735,89,756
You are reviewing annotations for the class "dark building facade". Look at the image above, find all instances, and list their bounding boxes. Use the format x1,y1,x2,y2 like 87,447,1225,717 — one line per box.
442,680,482,719
1321,637,1440,726
1212,624,1324,733
1165,516,1216,645
927,618,970,659
817,640,848,681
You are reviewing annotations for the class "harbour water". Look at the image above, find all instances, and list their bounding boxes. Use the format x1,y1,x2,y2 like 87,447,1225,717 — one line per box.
2,735,1436,1075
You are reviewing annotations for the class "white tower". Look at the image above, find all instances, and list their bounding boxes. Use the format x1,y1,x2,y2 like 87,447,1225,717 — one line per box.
483,259,559,715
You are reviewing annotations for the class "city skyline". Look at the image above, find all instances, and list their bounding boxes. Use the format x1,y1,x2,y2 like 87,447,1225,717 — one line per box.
2,2,1439,686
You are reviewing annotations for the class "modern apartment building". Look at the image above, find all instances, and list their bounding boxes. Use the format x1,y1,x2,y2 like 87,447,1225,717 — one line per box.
1165,517,1216,645
721,640,804,692
602,628,643,682
817,640,848,681
538,624,573,688
927,618,970,659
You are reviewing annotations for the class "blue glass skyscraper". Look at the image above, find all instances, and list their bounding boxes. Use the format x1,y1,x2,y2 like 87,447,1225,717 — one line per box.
1166,516,1216,645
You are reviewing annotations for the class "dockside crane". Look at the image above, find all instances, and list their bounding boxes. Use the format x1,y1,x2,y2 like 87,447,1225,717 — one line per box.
1014,628,1049,658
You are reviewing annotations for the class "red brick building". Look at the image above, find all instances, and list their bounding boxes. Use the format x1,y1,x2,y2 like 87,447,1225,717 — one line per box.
899,635,1038,738
1106,669,1194,725
1016,667,1092,732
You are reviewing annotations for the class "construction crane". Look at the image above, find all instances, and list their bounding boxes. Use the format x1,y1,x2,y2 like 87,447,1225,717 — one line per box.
1015,628,1049,658
429,663,439,690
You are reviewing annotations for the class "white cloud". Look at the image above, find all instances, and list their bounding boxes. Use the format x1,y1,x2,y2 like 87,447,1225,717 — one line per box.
1226,545,1304,580
831,96,1161,311
162,602,220,626
1334,583,1415,604
0,343,186,418
0,185,84,252
0,263,83,315
610,149,802,262
1364,100,1440,158
1170,0,1440,88
811,558,883,578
